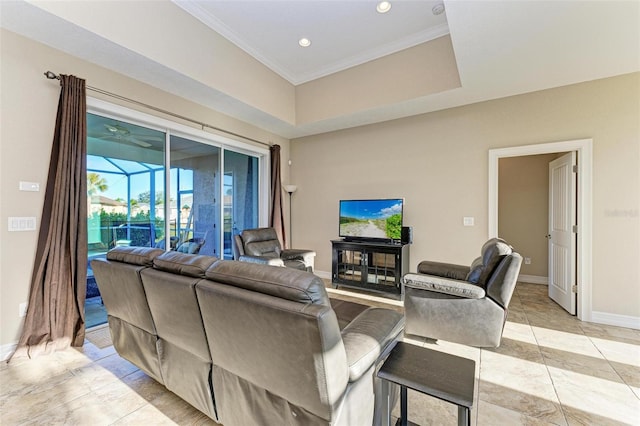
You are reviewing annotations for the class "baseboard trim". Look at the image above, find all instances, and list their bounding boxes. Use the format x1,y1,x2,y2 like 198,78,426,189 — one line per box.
1,342,17,362
315,270,331,280
591,311,640,330
518,274,548,285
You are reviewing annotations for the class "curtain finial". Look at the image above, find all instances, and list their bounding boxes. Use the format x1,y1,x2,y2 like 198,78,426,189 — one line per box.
44,71,60,80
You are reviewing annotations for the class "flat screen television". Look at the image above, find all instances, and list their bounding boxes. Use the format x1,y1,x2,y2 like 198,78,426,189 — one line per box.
339,198,403,242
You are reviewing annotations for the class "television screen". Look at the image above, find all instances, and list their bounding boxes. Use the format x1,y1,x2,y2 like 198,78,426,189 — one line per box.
339,199,403,241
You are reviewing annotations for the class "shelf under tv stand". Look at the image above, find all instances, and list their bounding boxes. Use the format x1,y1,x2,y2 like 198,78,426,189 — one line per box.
331,239,410,296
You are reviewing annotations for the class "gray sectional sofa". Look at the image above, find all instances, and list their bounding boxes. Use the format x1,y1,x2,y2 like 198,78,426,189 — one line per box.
91,246,404,426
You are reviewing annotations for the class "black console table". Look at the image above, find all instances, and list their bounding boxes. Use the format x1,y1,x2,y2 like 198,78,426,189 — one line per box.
331,239,409,295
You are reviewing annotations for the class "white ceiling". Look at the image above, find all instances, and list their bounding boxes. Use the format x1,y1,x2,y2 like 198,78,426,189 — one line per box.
1,1,639,139
174,0,450,85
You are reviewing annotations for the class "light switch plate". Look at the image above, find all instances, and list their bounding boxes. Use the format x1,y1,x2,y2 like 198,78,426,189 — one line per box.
463,217,475,226
8,217,37,231
19,181,40,192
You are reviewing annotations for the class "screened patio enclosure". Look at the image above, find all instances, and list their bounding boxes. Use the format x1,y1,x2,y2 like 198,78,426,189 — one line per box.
88,155,178,254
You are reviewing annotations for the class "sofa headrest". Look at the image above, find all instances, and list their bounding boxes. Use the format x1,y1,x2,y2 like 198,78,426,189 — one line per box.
241,228,282,257
106,246,165,266
466,238,513,286
205,260,330,306
241,227,279,244
153,251,218,278
481,238,511,256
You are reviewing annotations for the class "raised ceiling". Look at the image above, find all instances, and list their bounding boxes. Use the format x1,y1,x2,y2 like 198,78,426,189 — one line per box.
1,1,638,139
174,0,450,85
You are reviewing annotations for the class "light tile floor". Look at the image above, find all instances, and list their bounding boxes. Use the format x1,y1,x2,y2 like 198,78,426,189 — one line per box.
1,283,639,425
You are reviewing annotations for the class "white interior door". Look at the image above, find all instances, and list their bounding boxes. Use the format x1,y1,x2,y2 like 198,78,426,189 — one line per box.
548,152,577,314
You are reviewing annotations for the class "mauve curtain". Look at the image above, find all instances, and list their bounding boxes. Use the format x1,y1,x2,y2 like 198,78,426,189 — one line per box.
269,144,287,247
11,74,88,359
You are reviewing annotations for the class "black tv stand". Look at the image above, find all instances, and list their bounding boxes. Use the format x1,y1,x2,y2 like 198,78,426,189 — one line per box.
331,239,410,296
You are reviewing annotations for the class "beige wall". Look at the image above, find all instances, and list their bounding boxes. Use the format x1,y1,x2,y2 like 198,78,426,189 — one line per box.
292,73,640,319
499,153,561,278
0,29,290,347
295,36,461,125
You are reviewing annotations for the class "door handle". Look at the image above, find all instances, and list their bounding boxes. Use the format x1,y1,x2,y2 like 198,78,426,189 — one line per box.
545,234,551,239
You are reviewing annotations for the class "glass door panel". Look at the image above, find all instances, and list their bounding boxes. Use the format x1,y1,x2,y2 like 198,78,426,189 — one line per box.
170,135,221,257
86,113,166,327
87,114,165,252
223,150,259,259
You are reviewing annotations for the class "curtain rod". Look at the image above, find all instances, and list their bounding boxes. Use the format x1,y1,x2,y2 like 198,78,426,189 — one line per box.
44,71,272,148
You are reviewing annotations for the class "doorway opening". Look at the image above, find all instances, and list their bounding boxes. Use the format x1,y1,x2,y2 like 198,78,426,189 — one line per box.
488,139,593,321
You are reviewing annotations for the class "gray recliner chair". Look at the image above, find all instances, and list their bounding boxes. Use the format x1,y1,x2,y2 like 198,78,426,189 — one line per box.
233,227,316,272
402,238,522,348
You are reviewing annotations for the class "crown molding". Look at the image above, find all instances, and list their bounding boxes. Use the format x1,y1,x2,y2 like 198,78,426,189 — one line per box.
173,1,299,83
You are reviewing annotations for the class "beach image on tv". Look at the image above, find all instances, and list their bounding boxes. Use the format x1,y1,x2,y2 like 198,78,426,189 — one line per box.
340,199,402,239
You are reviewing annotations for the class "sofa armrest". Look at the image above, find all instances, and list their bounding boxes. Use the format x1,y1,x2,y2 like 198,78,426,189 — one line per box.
238,255,285,267
403,273,486,299
341,308,404,382
417,261,470,281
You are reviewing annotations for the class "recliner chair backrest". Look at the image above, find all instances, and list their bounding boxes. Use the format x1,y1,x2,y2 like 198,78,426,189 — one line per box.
241,227,282,258
485,252,523,309
466,238,513,287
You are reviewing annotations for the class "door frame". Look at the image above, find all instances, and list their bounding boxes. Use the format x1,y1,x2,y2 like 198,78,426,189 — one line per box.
488,139,592,321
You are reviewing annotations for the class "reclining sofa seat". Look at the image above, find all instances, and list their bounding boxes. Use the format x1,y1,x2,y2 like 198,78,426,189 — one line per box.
90,247,165,383
198,260,404,426
140,251,219,420
403,238,522,348
92,246,404,426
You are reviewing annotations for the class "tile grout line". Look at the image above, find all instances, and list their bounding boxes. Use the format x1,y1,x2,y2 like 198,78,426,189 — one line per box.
582,329,640,402
523,288,572,426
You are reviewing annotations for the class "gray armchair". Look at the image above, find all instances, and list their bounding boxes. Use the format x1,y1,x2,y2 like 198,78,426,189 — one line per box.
402,238,522,348
233,227,316,272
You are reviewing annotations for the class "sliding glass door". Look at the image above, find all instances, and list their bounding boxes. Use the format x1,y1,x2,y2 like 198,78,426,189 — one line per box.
85,105,266,327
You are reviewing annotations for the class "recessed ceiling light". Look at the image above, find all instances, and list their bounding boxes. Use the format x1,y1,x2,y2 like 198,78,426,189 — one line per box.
376,1,392,14
432,3,445,15
298,37,311,47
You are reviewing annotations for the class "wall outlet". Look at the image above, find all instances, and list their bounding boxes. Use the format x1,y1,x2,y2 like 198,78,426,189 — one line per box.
524,257,532,265
463,217,475,226
19,302,28,317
